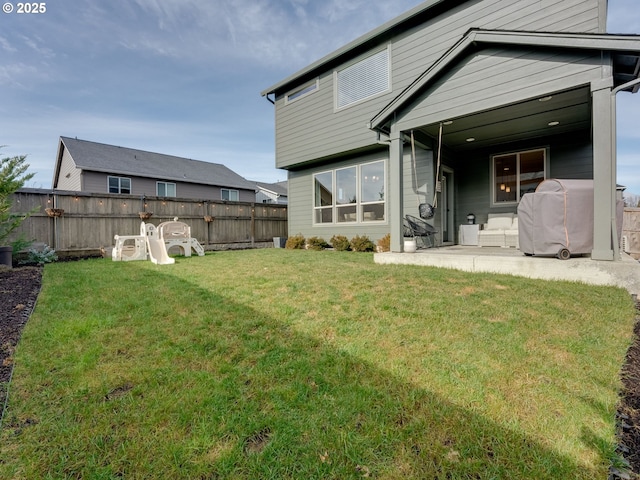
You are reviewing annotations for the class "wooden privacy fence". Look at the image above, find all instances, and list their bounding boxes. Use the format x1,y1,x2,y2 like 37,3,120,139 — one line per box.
623,208,640,260
9,189,288,257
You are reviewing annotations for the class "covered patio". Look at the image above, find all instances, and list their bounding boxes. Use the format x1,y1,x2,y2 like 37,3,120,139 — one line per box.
370,30,640,261
374,246,640,297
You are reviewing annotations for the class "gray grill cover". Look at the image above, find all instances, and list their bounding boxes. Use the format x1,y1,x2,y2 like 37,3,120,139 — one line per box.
518,179,594,256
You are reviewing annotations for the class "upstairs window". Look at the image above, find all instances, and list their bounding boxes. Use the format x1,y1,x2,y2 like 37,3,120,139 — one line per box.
492,148,545,205
222,189,239,201
108,176,131,194
336,47,390,109
285,79,319,104
157,182,176,197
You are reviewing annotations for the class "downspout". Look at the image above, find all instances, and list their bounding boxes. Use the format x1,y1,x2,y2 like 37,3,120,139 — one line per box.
610,77,640,258
376,131,391,146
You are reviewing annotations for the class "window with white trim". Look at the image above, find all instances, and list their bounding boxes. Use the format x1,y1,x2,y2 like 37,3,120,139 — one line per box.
108,176,131,194
285,79,319,104
336,47,390,109
222,189,239,201
313,160,385,224
156,181,176,197
492,148,545,205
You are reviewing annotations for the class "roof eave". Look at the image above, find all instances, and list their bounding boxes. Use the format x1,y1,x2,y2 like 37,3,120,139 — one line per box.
369,29,640,131
260,0,448,97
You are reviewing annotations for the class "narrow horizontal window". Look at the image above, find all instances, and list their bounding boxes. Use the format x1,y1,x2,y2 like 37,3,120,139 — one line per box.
285,79,319,104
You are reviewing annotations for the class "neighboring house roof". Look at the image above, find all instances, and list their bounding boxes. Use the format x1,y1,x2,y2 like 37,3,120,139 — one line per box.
254,181,288,198
55,137,256,191
369,29,640,132
261,0,449,97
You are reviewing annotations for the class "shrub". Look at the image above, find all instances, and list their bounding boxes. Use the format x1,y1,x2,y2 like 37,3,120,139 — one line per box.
285,234,306,249
0,151,37,248
330,235,350,251
306,236,328,251
376,233,391,252
350,235,375,252
20,244,58,265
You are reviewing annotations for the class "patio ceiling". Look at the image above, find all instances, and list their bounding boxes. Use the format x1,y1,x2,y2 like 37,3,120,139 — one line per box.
416,45,640,152
417,86,592,152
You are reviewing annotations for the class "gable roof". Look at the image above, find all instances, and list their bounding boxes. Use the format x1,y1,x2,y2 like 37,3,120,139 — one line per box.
55,137,256,191
261,0,452,97
254,181,288,198
369,29,640,132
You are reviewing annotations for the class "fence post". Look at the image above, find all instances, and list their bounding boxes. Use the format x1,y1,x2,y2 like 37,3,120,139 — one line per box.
251,203,255,247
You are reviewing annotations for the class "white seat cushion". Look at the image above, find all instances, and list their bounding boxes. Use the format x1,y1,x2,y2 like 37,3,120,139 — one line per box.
485,214,514,230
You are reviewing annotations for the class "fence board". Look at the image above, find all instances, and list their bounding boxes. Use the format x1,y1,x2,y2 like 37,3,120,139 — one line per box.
623,208,640,259
8,189,287,256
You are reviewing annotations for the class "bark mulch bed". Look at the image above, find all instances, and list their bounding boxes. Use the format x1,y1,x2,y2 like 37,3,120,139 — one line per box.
0,266,639,477
0,266,42,421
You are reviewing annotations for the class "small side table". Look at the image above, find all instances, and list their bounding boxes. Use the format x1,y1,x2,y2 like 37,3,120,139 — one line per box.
459,224,480,246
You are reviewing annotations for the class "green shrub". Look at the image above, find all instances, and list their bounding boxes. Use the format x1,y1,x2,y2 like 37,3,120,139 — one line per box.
306,236,328,251
350,235,375,252
20,244,58,265
285,234,306,249
0,151,37,248
376,233,391,252
330,235,350,251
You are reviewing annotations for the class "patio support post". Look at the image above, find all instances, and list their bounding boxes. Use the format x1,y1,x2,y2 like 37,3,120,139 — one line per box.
389,127,404,252
591,83,616,261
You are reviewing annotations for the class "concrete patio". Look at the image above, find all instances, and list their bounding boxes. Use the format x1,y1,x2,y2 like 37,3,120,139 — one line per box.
374,246,640,297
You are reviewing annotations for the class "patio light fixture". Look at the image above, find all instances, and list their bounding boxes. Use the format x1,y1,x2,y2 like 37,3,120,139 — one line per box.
548,121,560,126
539,96,553,102
466,137,475,142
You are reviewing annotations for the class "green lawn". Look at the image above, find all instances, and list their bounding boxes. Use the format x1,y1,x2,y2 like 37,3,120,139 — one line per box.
0,249,635,479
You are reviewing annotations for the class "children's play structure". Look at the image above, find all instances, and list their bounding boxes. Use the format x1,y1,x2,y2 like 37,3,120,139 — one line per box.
112,218,204,264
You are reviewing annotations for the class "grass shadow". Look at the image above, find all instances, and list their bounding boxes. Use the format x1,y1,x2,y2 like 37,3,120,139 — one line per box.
0,253,620,479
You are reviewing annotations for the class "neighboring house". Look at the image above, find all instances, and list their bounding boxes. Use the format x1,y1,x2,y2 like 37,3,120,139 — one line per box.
261,0,640,260
254,181,288,204
53,137,257,202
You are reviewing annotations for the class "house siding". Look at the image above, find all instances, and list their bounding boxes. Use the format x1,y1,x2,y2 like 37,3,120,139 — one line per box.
55,147,82,191
396,48,603,131
287,150,392,242
454,130,593,229
82,171,255,202
272,0,602,170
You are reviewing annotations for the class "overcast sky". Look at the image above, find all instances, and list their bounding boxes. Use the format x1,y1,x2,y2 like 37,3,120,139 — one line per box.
1,0,639,194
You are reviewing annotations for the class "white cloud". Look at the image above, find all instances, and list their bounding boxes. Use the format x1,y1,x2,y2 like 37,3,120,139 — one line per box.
0,36,17,53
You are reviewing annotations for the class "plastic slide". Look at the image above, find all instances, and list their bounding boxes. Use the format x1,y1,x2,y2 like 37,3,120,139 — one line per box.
144,223,175,265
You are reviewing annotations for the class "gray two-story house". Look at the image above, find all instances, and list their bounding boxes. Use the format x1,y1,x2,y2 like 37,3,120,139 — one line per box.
262,0,640,260
53,137,257,202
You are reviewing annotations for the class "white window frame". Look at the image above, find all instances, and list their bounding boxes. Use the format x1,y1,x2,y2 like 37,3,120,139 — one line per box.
312,160,386,225
285,78,319,104
490,148,547,206
108,176,131,194
156,181,176,197
334,45,391,111
221,189,239,201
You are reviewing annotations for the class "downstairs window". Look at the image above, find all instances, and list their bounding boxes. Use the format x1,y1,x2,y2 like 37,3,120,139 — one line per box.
492,148,545,205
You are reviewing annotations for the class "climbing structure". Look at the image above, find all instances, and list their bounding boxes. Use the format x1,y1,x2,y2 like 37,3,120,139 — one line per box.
112,219,204,264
